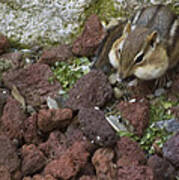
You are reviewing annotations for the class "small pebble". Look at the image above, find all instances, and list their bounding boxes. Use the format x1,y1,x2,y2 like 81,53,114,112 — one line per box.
114,87,124,99
154,88,165,97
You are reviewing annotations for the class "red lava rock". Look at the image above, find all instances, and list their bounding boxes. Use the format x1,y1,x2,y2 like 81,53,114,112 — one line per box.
92,148,117,180
117,164,154,180
0,135,20,173
115,137,146,167
0,166,11,180
37,108,73,133
32,174,57,180
0,34,9,54
39,131,67,160
0,97,26,142
79,176,97,180
65,121,96,153
12,170,22,180
72,14,106,57
147,154,176,180
163,132,179,168
24,113,42,145
2,63,61,107
21,144,46,176
39,44,73,65
0,52,22,69
66,70,113,110
116,98,150,136
78,108,118,146
44,141,90,179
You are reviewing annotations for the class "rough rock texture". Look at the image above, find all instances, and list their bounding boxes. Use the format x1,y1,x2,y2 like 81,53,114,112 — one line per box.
72,14,106,57
37,108,73,132
0,166,11,180
44,141,89,179
163,132,179,168
65,120,96,153
23,174,56,180
2,63,61,107
78,108,118,146
79,176,97,180
39,131,67,160
0,97,26,141
0,52,22,69
117,164,154,180
21,144,46,176
0,34,9,54
117,98,150,136
148,155,176,180
24,113,42,145
0,88,9,117
115,137,146,167
92,148,117,180
39,45,73,65
66,70,113,110
0,135,20,173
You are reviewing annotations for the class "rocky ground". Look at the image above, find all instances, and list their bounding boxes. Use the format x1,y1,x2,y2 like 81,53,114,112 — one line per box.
0,10,178,180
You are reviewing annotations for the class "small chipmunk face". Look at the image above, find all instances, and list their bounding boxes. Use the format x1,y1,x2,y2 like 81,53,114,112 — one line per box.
108,23,169,80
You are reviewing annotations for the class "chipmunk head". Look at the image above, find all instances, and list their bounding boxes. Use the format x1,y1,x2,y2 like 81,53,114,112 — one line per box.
108,22,169,80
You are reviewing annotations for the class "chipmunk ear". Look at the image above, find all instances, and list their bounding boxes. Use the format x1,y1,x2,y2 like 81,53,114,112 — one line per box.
123,22,131,37
147,31,158,47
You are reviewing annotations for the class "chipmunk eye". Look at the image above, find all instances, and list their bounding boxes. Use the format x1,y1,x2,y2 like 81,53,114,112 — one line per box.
118,49,121,54
135,53,144,64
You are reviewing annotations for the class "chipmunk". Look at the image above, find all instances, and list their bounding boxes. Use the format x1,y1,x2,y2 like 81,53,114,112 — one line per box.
108,5,179,81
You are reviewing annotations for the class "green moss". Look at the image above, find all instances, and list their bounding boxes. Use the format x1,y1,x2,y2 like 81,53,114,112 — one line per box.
83,0,127,22
50,57,91,92
118,95,178,154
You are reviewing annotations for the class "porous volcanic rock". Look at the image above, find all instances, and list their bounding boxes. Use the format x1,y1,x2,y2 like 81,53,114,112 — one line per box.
72,14,106,57
66,70,113,110
115,137,146,167
0,97,26,142
65,121,96,153
44,141,89,179
92,148,117,180
39,131,67,160
24,113,42,145
148,155,176,180
116,98,150,136
37,108,73,132
0,135,20,173
117,164,154,180
78,108,118,146
0,52,22,69
21,144,46,176
39,44,73,65
0,34,9,54
79,176,97,180
2,63,61,107
163,132,179,168
0,166,11,180
23,175,56,180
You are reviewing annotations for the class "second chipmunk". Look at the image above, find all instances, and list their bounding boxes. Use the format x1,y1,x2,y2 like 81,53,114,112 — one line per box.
108,5,179,80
